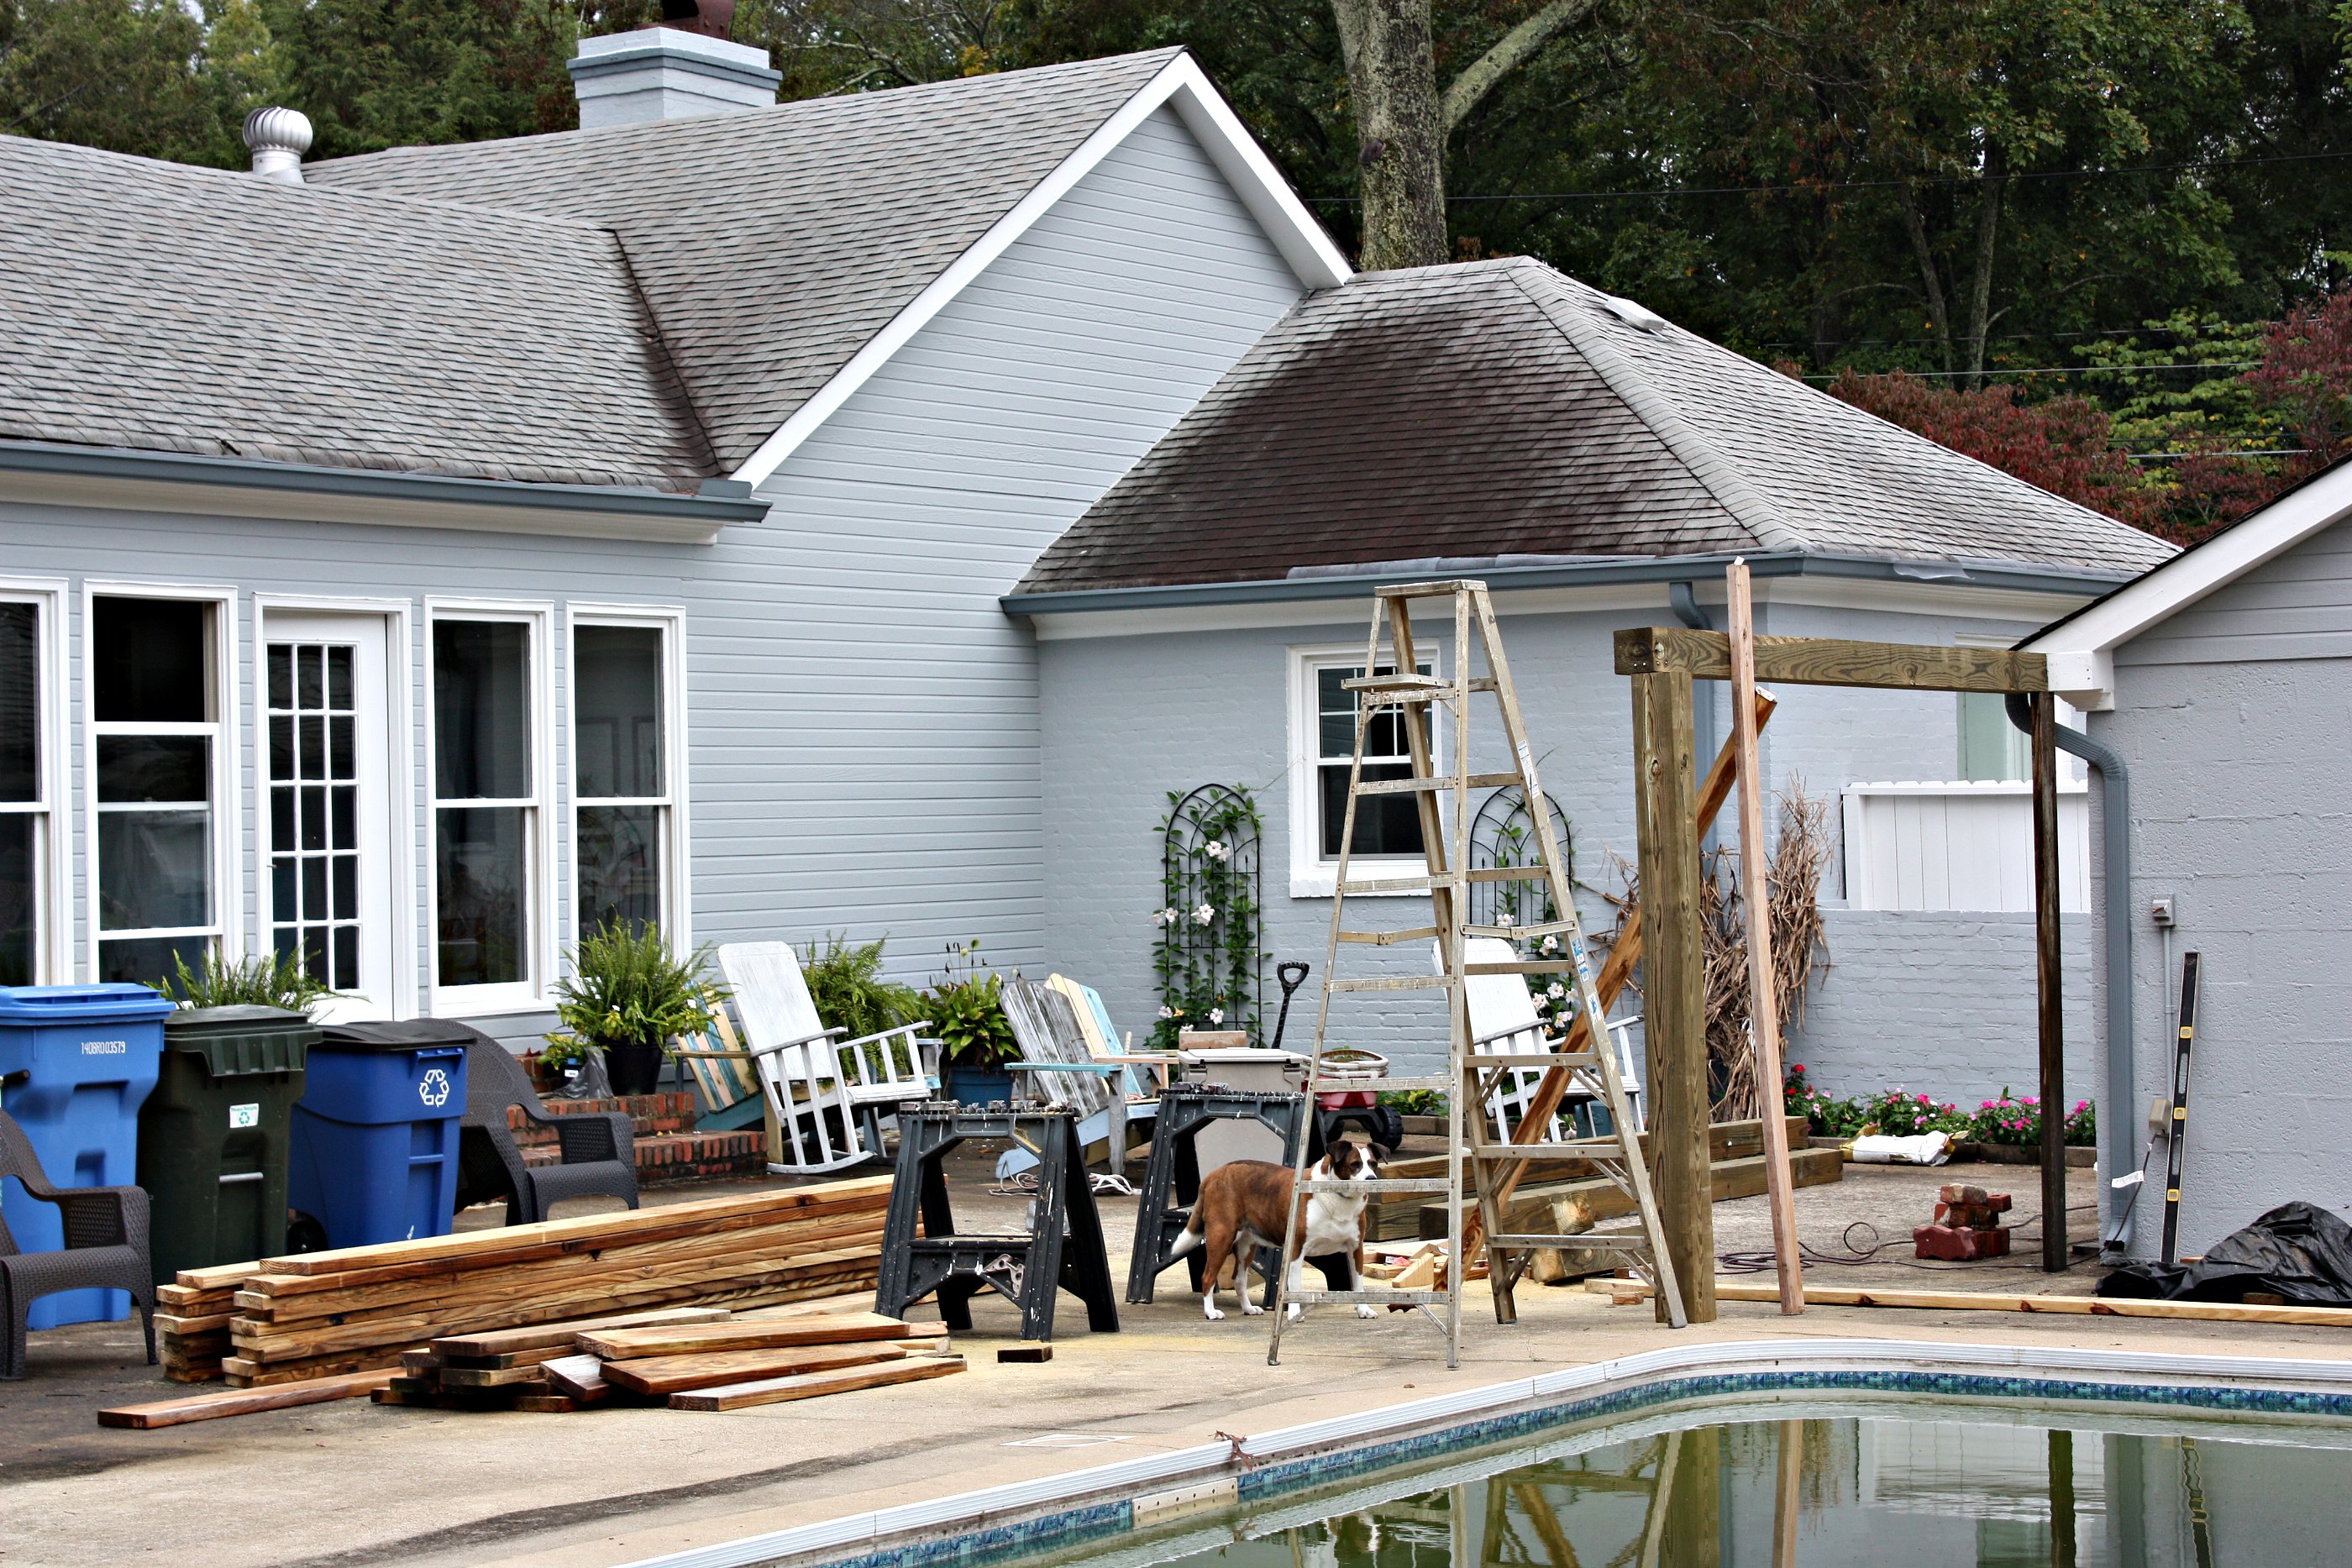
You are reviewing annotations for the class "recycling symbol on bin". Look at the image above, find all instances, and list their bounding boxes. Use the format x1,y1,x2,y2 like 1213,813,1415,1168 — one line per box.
419,1068,453,1109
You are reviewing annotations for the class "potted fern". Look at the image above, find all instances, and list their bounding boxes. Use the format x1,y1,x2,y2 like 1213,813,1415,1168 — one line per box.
545,921,725,1097
921,941,1020,1104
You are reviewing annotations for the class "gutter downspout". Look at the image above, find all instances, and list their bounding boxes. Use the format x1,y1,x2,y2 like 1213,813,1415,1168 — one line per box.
1671,582,1718,847
2008,694,2136,1255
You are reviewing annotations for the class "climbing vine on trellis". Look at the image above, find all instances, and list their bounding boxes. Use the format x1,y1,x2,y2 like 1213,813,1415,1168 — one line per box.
1468,786,1580,1033
1152,784,1263,1050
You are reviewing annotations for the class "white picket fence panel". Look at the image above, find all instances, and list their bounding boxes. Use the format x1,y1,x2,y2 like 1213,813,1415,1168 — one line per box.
1841,781,2089,913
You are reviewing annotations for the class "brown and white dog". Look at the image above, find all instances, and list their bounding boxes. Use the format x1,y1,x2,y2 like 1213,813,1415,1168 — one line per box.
1169,1141,1381,1321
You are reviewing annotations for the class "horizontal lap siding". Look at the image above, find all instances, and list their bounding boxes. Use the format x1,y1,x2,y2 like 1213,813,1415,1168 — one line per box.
0,104,1306,1033
723,106,1305,985
2096,511,2352,1256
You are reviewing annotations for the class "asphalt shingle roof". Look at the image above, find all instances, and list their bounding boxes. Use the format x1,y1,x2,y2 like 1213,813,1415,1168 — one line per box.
1016,258,2177,594
308,50,1182,472
0,136,712,490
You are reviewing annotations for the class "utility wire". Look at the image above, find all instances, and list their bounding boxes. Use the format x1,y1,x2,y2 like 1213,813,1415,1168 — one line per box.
1309,146,2352,205
1799,360,2261,382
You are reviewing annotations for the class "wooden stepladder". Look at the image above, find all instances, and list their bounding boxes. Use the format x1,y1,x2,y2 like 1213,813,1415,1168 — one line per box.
1268,581,1687,1368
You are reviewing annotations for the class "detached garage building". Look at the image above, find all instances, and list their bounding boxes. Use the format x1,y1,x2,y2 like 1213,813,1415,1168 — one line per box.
2028,458,2352,1258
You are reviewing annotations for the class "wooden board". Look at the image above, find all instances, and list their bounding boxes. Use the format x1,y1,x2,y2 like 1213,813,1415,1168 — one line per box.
97,1371,392,1429
1614,627,2048,694
256,1177,891,1277
431,1306,732,1361
603,1343,906,1398
539,1354,612,1403
438,1363,554,1389
511,1395,582,1413
576,1314,908,1360
1415,1146,1845,1241
1604,1279,2352,1326
667,1355,965,1412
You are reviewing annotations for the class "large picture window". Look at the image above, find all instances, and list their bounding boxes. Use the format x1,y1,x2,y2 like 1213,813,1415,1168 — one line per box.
432,616,542,1000
571,620,673,939
92,595,222,983
0,599,47,983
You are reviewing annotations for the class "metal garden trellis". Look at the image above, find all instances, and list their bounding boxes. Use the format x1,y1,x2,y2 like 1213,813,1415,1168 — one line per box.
1470,785,1577,1032
1152,784,1263,1049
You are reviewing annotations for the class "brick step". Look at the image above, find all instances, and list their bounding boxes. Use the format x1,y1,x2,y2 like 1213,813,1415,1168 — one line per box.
507,1093,699,1145
522,1127,767,1185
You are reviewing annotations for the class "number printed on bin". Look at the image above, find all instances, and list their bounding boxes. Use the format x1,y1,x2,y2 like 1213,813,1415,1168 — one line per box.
229,1103,260,1130
81,1039,128,1055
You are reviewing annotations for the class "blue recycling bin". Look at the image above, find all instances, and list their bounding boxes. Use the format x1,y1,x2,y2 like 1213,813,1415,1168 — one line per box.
287,1021,470,1250
0,983,173,1327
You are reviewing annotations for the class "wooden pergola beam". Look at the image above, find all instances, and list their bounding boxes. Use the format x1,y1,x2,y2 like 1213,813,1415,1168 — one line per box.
1615,627,2048,694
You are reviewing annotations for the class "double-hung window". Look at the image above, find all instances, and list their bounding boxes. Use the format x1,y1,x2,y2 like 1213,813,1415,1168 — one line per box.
431,615,544,1004
91,595,225,983
570,617,676,939
0,591,56,983
1290,650,1435,894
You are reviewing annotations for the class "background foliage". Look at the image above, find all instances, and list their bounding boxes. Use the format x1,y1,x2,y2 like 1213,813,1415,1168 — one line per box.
7,0,2349,531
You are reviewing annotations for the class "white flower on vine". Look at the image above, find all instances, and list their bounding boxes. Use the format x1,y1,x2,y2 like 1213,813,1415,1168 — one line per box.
1158,1005,1180,1020
1193,903,1215,925
1204,840,1230,861
1546,983,1567,1000
1209,1008,1225,1025
1541,935,1560,952
1151,905,1180,927
1495,913,1515,929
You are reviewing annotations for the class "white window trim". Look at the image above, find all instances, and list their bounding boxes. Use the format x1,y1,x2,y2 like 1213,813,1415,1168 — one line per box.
0,578,70,983
563,603,690,957
1285,642,1444,899
81,581,240,983
251,595,418,1020
423,598,554,1017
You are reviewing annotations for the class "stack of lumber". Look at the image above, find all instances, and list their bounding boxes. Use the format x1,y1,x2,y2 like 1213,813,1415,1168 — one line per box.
374,1300,963,1413
157,1176,888,1386
155,1263,251,1383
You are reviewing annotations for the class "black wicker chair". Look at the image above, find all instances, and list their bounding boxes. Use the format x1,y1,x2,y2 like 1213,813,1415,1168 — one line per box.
454,1032,639,1225
0,1109,156,1380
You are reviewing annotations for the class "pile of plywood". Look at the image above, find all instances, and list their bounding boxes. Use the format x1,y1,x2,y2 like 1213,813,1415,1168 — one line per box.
155,1177,889,1386
377,1299,961,1413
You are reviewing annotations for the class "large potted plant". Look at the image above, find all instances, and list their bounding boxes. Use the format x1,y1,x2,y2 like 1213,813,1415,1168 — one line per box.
921,941,1019,1104
545,921,725,1098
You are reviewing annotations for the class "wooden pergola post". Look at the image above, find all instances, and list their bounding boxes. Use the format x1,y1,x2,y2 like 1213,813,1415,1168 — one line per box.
1630,669,1710,1324
1617,626,2068,1308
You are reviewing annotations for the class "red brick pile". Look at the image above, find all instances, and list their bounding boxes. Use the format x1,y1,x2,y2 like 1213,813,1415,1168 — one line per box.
1914,1182,2012,1260
510,1093,766,1184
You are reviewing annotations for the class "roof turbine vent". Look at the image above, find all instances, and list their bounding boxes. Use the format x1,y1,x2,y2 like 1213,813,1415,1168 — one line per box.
243,108,313,186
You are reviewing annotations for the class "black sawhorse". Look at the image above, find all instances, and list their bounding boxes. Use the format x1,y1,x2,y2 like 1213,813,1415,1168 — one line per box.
875,1101,1119,1342
1126,1083,1349,1308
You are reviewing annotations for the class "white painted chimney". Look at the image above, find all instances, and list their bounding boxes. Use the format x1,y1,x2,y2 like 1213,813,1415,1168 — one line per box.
567,28,780,130
243,108,312,185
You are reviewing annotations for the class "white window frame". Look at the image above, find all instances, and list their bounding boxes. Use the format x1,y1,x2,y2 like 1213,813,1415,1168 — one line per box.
81,582,240,984
1285,642,1443,899
0,579,69,983
564,604,689,953
251,595,418,1021
423,599,554,1016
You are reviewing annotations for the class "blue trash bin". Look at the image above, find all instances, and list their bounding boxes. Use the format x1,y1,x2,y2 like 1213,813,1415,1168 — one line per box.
0,983,174,1327
288,1021,471,1251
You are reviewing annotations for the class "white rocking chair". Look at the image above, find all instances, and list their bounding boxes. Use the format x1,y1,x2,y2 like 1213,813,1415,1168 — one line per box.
717,941,937,1175
1452,936,1646,1140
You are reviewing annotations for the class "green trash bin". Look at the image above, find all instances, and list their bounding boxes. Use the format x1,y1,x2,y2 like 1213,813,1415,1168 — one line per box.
137,1005,319,1286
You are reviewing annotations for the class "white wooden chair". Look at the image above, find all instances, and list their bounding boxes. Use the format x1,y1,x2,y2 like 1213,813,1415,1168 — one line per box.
717,941,937,1174
1451,936,1646,1140
995,977,1171,1181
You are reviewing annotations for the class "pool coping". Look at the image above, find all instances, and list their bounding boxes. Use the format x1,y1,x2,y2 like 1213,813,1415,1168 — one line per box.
617,1336,2352,1568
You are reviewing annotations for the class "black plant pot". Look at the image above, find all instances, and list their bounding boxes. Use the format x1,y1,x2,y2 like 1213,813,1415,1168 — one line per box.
604,1039,664,1098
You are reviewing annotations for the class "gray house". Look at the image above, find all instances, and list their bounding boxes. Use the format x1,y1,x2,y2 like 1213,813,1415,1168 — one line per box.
1013,260,2171,1080
2026,457,2352,1258
1,29,2170,1100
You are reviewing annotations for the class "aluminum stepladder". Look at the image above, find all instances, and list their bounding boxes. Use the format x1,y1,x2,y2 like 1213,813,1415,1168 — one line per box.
1267,579,1688,1368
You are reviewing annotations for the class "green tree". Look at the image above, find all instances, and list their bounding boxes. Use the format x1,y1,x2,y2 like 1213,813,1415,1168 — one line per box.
0,0,225,165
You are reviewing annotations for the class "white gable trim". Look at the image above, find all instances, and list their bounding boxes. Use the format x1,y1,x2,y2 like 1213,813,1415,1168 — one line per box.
2024,459,2352,708
728,53,1350,490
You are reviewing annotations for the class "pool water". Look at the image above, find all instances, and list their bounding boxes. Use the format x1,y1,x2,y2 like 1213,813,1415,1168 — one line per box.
1080,1402,2352,1568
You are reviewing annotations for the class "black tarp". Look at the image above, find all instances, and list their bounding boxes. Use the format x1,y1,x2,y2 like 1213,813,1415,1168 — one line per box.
2099,1200,2352,1306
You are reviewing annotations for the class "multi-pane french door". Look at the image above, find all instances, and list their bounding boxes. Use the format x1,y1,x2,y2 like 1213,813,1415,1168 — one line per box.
263,612,394,1019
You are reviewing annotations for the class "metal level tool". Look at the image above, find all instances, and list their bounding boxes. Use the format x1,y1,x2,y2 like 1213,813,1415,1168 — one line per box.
2160,950,2202,1266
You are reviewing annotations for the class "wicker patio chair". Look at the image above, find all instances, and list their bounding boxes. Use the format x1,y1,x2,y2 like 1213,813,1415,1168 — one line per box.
0,1109,156,1381
454,1032,639,1225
